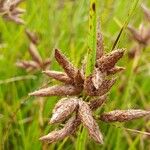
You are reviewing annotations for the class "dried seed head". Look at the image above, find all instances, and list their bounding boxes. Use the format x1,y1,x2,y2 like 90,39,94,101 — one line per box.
55,49,77,80
29,43,43,65
42,70,73,84
100,109,150,122
78,100,103,144
141,4,150,22
96,49,125,72
50,97,79,124
29,85,82,97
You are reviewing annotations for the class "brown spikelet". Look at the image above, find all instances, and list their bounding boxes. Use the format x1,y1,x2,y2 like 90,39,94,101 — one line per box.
29,85,82,97
29,43,43,65
40,116,80,143
96,49,125,72
107,66,125,75
78,100,103,144
16,60,39,70
74,70,84,87
96,78,116,96
89,95,107,110
42,70,73,84
25,29,39,45
141,4,150,22
100,109,150,122
16,61,27,69
50,97,79,124
96,22,104,60
21,60,39,68
84,76,116,96
55,49,77,79
52,97,70,114
128,26,145,44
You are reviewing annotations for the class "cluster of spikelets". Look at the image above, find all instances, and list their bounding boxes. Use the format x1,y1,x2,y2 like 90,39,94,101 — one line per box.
128,4,150,59
0,0,25,24
29,26,150,144
16,29,51,72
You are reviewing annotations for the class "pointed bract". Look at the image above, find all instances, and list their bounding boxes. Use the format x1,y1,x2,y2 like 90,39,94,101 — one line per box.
74,70,84,87
55,49,77,80
43,70,73,84
29,85,82,97
96,49,125,72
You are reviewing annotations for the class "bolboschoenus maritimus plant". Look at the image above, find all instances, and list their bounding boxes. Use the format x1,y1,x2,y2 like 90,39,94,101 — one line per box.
29,23,150,144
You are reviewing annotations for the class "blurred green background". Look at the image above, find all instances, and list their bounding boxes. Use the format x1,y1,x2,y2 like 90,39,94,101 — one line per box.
0,0,150,149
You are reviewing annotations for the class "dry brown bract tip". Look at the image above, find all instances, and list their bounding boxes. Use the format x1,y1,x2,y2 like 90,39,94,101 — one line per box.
0,0,25,24
16,30,51,72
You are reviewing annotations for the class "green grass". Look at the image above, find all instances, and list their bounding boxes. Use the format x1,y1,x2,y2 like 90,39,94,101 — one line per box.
0,0,150,149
